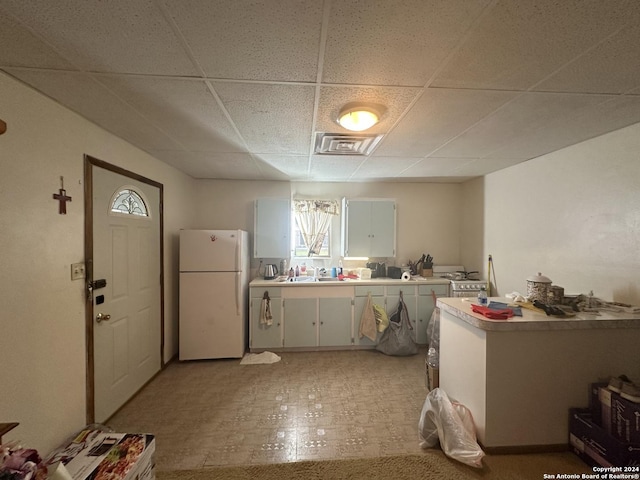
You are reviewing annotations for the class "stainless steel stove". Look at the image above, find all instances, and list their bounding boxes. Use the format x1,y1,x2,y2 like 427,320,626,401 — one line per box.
433,265,488,298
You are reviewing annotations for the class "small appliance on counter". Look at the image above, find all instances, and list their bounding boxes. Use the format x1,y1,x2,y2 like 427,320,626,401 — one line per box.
387,266,402,279
264,264,278,280
366,262,386,278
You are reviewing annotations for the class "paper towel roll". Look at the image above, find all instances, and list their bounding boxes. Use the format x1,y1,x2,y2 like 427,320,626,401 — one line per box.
401,271,411,281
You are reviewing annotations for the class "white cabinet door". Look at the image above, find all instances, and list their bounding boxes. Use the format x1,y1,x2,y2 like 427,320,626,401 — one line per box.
369,201,396,257
319,297,353,346
250,288,283,350
254,198,290,258
418,284,450,346
342,199,396,257
385,287,417,342
283,298,317,347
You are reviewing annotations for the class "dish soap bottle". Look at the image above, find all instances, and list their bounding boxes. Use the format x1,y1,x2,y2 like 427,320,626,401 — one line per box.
478,286,487,306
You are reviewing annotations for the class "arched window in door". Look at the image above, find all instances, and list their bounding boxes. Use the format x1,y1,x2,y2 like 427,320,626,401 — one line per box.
109,186,150,218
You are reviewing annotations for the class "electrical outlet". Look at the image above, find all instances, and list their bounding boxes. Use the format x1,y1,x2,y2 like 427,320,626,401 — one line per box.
71,262,86,280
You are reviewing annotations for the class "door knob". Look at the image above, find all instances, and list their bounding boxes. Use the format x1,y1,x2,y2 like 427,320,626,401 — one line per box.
96,313,111,323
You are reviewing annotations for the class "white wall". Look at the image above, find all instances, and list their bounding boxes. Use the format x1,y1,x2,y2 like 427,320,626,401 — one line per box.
0,73,197,453
194,180,464,276
463,122,640,304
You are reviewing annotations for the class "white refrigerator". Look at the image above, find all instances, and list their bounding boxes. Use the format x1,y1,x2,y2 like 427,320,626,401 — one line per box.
179,229,249,360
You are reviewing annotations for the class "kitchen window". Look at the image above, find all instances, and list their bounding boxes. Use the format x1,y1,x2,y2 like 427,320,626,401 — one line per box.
291,199,339,258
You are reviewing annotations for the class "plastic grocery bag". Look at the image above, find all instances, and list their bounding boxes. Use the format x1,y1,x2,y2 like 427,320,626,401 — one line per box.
418,388,485,468
376,292,418,356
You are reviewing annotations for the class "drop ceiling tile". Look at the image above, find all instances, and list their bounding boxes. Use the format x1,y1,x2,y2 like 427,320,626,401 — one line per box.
322,0,490,86
213,82,315,155
161,0,323,81
253,154,310,179
6,69,182,151
96,76,246,153
352,157,421,179
487,95,640,159
0,0,197,75
316,85,421,135
149,151,265,179
396,157,474,177
0,13,76,69
309,155,364,181
432,0,633,91
451,158,526,176
373,88,518,158
433,92,613,159
535,20,640,94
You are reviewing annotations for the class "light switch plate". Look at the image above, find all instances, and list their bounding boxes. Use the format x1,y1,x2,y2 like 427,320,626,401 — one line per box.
71,262,86,280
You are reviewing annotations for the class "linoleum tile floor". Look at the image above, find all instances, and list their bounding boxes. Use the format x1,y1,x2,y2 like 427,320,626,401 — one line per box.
107,349,429,471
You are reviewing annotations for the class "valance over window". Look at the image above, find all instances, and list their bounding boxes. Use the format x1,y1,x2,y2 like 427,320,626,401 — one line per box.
293,200,340,256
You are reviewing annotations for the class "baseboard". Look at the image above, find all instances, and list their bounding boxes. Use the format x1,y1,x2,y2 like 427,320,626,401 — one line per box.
481,443,569,455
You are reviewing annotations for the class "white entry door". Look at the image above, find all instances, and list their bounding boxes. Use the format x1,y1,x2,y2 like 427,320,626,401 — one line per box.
92,165,162,422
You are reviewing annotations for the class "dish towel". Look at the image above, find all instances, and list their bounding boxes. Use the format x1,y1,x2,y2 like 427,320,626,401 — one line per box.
260,292,273,326
359,293,377,341
471,304,514,320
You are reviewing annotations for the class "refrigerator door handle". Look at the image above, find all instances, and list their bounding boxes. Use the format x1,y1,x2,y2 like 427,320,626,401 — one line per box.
235,234,241,272
235,271,241,316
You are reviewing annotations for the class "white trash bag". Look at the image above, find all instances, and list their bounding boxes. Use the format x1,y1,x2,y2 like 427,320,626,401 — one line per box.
418,387,485,468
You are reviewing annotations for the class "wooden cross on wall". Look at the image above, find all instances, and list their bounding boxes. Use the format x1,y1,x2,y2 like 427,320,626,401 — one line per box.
53,176,72,214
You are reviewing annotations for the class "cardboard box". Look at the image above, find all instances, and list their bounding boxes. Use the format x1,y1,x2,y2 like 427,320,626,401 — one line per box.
589,383,607,426
46,428,155,480
598,387,613,434
612,390,640,443
569,408,640,467
598,386,640,443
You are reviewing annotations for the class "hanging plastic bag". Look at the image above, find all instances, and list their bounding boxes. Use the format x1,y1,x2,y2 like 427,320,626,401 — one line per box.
418,388,485,468
376,291,418,356
358,293,377,341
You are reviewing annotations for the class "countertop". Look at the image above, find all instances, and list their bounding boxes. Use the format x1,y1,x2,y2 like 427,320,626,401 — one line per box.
250,276,451,287
437,296,640,331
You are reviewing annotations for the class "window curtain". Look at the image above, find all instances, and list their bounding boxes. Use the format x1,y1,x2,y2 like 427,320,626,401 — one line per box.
293,200,340,256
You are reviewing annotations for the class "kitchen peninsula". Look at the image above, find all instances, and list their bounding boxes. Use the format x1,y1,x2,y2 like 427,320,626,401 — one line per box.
437,297,640,452
249,277,449,351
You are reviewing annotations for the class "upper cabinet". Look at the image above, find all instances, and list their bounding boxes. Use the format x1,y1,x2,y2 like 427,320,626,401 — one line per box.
341,198,396,258
254,198,290,258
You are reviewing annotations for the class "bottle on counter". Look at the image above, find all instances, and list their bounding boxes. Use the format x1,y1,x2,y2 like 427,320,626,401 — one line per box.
427,347,439,369
338,260,343,275
295,265,300,277
478,286,488,306
288,267,294,278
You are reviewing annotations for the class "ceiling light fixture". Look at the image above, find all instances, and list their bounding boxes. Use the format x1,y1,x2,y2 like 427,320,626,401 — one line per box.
337,103,382,132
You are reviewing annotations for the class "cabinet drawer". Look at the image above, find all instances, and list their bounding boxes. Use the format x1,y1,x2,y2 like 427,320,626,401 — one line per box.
251,287,282,298
386,285,416,296
418,284,449,296
355,285,384,297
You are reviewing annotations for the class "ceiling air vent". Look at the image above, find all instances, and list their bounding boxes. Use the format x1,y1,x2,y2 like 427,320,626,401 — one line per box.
314,133,383,156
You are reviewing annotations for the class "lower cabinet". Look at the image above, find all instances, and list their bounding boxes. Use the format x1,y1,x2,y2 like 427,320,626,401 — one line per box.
283,298,317,348
319,297,353,346
385,286,418,342
250,288,283,350
354,286,384,346
250,282,449,351
417,284,450,345
282,289,354,348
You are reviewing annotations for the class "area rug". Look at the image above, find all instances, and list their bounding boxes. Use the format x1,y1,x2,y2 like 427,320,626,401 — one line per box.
156,450,593,480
